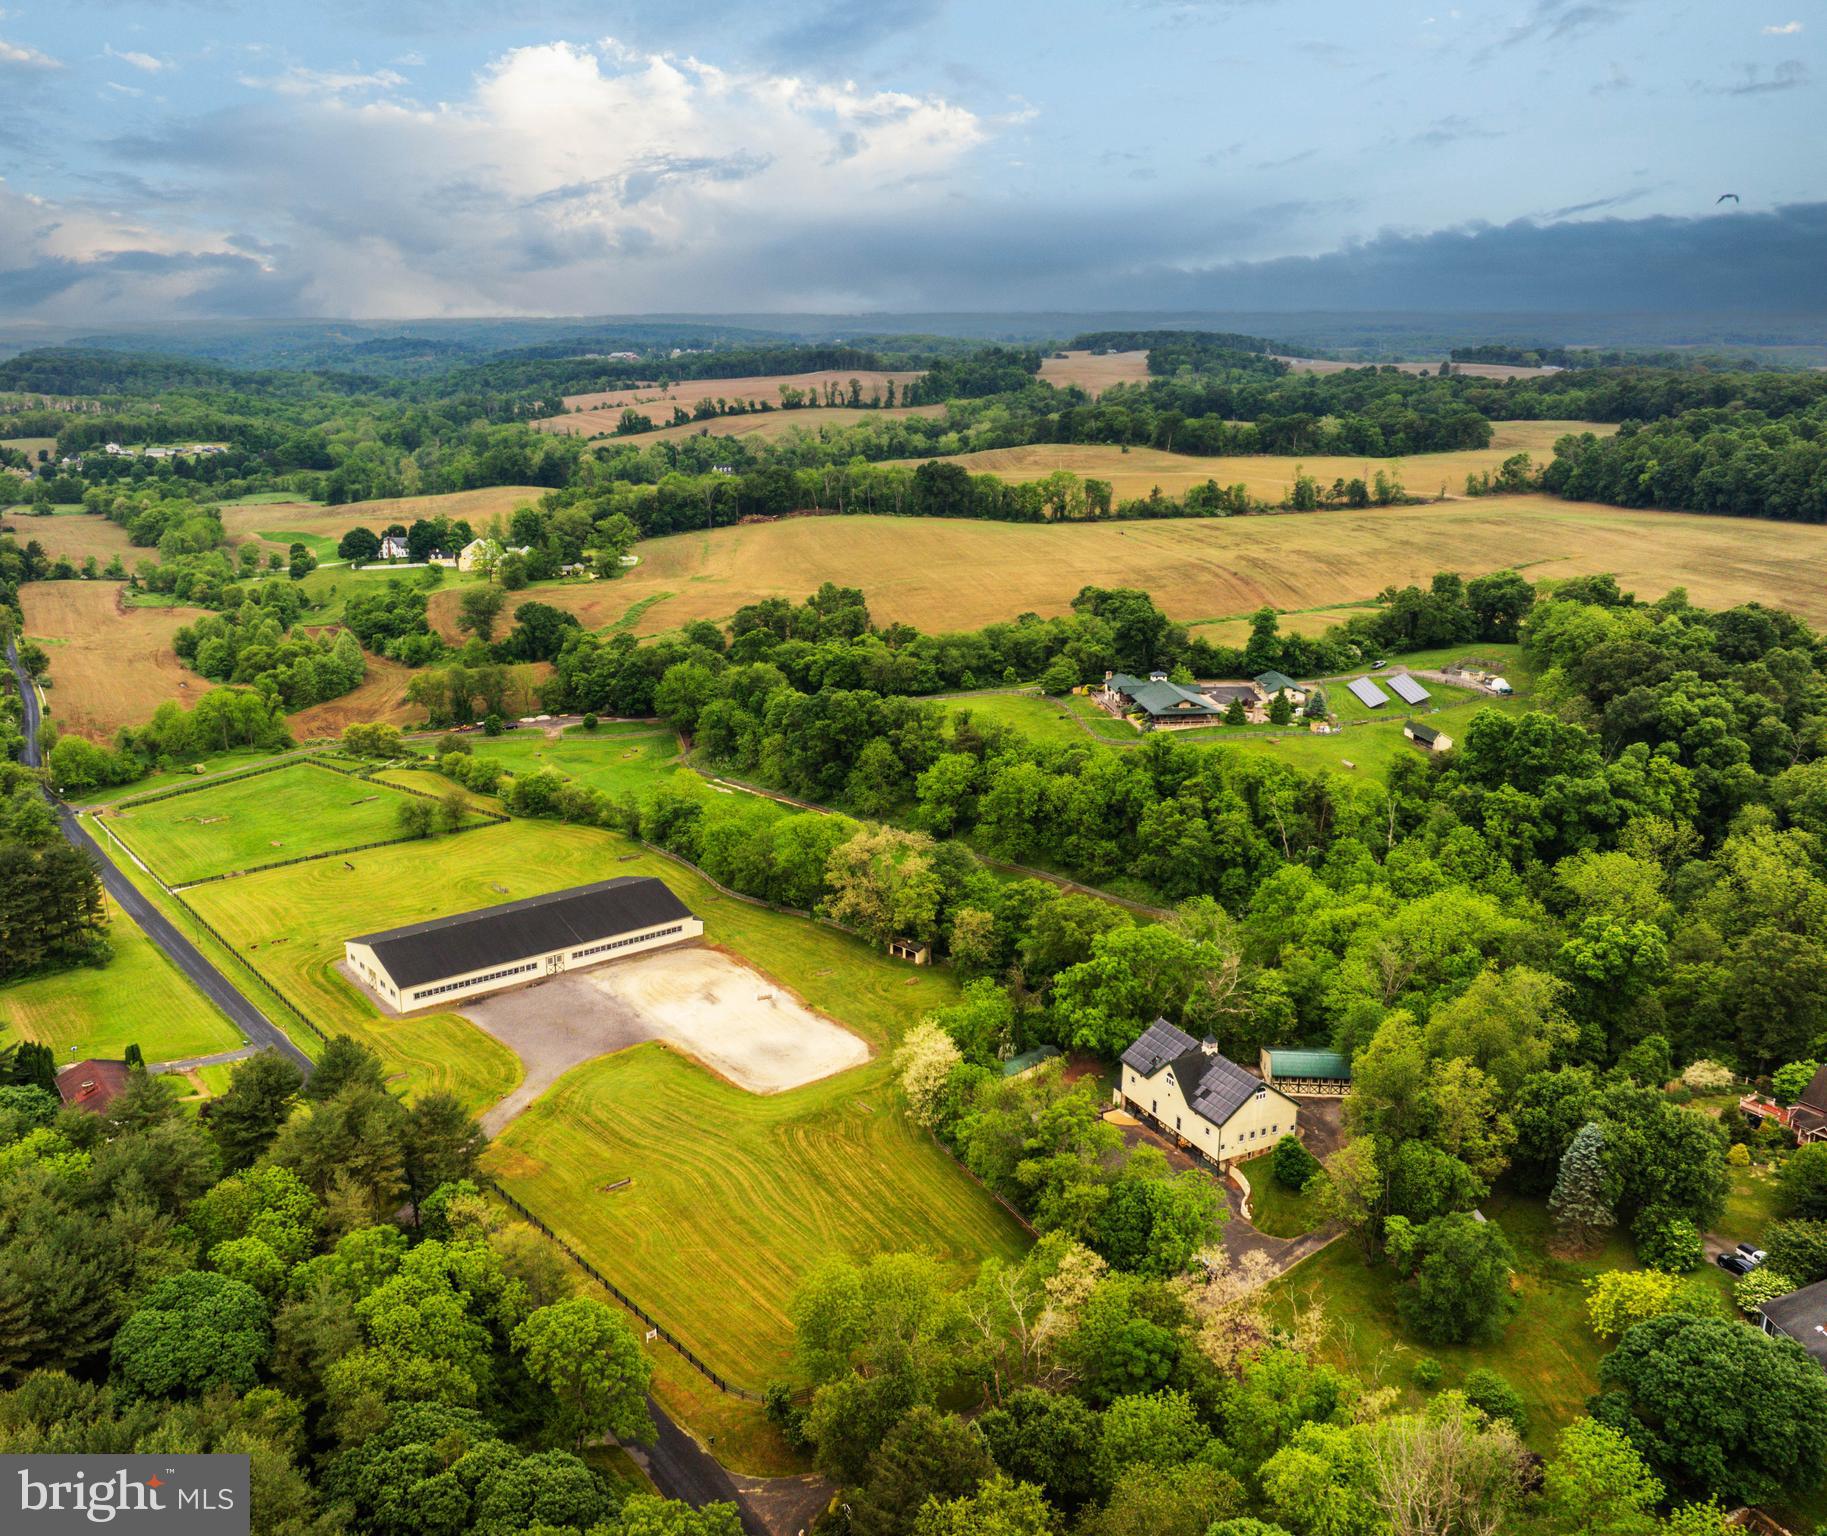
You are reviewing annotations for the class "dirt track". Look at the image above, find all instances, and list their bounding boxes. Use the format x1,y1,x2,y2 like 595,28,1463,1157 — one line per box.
461,946,870,1133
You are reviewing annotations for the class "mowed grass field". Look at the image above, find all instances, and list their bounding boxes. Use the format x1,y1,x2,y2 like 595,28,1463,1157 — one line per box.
22,582,214,740
0,894,243,1064
0,510,140,565
490,1045,1030,1388
108,762,476,885
543,369,926,427
578,403,947,446
1268,1198,1683,1453
1274,356,1560,380
467,493,1827,642
179,812,1026,1383
1037,349,1151,396
886,420,1611,504
217,486,550,551
463,728,682,796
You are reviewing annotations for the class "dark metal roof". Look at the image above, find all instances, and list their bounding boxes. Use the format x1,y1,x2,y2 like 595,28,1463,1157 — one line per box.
1123,1018,1292,1129
1408,721,1442,744
1202,683,1258,706
1759,1279,1827,1367
1802,1064,1827,1113
352,877,693,989
1122,1019,1200,1076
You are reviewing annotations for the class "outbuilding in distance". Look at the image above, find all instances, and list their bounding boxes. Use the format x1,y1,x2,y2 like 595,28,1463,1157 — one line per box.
345,875,703,1011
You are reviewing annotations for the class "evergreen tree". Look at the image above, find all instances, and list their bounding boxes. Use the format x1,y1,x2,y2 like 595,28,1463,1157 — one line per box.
209,1051,304,1170
1550,1121,1615,1249
11,1042,55,1094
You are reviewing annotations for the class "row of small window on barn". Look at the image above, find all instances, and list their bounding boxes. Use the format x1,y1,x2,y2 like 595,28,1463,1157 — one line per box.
407,922,690,1002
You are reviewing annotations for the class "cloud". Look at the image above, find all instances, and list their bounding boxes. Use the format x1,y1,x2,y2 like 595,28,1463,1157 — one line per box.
763,0,945,65
1591,61,1633,95
1712,59,1810,94
97,37,985,316
1411,115,1505,147
0,36,60,69
1471,0,1636,63
237,64,410,96
1762,21,1803,35
1253,148,1316,171
105,45,166,73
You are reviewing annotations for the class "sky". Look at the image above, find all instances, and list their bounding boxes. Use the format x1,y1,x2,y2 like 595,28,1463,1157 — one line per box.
0,1,1821,321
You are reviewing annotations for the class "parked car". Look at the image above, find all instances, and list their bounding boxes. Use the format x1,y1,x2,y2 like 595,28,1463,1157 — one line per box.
1371,659,1388,670
1737,1244,1768,1264
1717,1252,1755,1275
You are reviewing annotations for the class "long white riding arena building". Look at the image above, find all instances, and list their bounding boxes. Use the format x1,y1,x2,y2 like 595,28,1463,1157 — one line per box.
345,876,702,1010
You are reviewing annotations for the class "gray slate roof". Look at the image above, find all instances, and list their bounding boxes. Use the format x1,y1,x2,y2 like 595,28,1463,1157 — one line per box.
353,876,693,989
1389,673,1431,705
1122,1018,1286,1130
1759,1278,1827,1367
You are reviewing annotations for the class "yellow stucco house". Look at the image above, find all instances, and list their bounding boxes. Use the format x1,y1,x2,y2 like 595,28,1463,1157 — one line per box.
1119,1019,1299,1170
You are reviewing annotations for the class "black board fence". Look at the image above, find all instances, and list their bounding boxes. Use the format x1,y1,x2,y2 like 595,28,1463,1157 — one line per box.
489,1183,762,1401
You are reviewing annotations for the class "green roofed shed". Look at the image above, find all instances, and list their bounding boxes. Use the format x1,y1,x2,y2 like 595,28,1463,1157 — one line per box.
1260,1048,1352,1095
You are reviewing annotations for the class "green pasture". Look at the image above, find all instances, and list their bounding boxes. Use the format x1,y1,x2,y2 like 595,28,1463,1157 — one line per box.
468,728,684,798
0,894,243,1065
489,1044,1031,1389
1247,1172,1329,1238
61,749,303,807
110,762,479,884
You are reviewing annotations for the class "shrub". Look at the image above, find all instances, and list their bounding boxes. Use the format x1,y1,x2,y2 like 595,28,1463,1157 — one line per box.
581,713,599,731
1271,1134,1322,1192
1462,1367,1527,1432
1735,1269,1798,1314
1728,1143,1751,1167
1412,1357,1443,1389
1633,1210,1704,1273
1680,1060,1738,1091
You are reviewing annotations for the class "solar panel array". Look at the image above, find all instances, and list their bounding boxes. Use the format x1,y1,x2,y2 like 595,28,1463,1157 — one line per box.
1388,673,1430,705
1346,676,1388,708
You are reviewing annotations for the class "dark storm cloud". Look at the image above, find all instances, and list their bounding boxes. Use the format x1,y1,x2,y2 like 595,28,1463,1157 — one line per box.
1145,202,1827,312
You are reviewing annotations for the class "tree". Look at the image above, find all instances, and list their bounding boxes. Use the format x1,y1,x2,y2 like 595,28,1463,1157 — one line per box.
852,1406,993,1536
1268,691,1293,725
1774,1059,1821,1105
403,1091,486,1220
458,584,509,641
824,826,944,949
208,1050,303,1170
338,527,381,563
1364,1403,1529,1536
1550,1122,1617,1250
1461,1368,1527,1432
895,1023,963,1129
395,796,435,839
1385,1211,1518,1345
1539,1417,1663,1536
287,542,316,580
1585,1268,1716,1339
1595,1314,1827,1506
977,1387,1102,1513
1224,697,1248,726
1271,1134,1321,1192
111,1270,270,1397
514,1296,655,1449
1315,1137,1382,1257
603,1496,745,1536
304,1036,388,1104
1778,1142,1827,1218
1386,1141,1485,1224
912,1476,1058,1536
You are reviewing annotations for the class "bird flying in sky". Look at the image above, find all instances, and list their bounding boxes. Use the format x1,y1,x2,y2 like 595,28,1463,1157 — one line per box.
1717,193,1741,203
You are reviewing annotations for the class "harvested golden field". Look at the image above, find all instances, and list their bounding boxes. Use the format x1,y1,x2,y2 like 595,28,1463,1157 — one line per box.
562,403,947,446
1038,349,1151,396
1192,606,1375,644
288,657,551,737
2,436,57,460
543,370,926,428
0,509,140,564
22,583,213,739
886,421,1610,504
1274,355,1561,380
218,486,550,547
459,497,1827,640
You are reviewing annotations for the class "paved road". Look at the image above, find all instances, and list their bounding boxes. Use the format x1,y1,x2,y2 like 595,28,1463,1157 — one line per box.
6,636,314,1075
